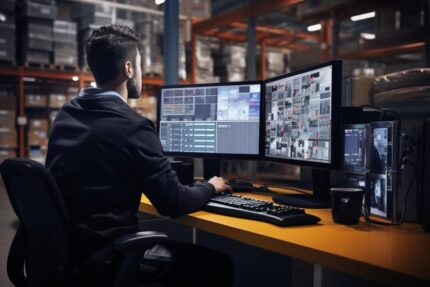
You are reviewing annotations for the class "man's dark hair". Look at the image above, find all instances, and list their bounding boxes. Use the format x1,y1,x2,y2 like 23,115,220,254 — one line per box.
85,25,139,85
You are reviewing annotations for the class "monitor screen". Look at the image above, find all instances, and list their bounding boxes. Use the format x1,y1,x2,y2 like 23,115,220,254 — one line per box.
367,121,398,220
158,82,262,158
264,60,341,168
343,124,367,173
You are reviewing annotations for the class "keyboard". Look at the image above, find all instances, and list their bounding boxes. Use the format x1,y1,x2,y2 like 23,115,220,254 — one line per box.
203,193,321,227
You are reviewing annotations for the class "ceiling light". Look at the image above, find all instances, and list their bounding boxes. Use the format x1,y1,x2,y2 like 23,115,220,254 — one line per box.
307,24,321,32
351,11,375,21
360,33,375,40
155,0,165,5
72,76,79,82
90,81,97,88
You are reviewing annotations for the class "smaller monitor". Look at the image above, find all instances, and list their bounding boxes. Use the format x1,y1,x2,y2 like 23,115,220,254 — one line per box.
366,121,399,222
342,124,367,173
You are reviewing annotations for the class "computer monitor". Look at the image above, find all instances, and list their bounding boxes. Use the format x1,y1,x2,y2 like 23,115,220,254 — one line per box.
366,121,399,222
265,60,342,208
157,81,263,160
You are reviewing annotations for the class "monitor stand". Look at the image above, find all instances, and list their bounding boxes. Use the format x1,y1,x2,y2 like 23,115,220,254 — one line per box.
272,169,331,208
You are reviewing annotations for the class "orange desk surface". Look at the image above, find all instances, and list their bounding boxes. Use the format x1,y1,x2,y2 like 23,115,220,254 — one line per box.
139,192,430,287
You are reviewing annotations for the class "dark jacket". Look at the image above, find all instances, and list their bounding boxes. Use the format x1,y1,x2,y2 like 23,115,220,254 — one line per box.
46,88,215,258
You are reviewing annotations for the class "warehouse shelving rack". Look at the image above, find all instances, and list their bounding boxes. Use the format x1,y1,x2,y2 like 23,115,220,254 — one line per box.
0,66,189,157
189,0,430,82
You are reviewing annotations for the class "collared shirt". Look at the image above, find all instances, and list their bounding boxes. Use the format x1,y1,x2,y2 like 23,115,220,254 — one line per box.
78,87,127,103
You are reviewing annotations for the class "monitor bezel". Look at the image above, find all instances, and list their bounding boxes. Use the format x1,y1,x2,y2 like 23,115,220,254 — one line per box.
262,59,342,170
156,80,265,160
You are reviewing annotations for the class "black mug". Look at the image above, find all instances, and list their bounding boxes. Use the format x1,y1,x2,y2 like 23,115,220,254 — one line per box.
330,188,364,225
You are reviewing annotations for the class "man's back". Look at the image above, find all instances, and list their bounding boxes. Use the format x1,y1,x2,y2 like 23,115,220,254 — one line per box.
46,89,215,258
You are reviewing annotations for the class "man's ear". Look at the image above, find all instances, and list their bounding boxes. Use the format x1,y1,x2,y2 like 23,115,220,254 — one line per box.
125,61,133,79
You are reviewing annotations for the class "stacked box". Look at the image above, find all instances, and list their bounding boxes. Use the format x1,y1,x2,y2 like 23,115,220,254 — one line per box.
0,0,16,63
0,110,17,148
53,20,78,66
18,0,57,65
27,118,48,147
179,43,187,81
72,2,113,30
25,93,47,107
73,3,113,69
186,37,218,83
134,14,163,76
181,0,211,20
213,45,246,82
0,149,16,164
267,51,285,73
49,93,67,108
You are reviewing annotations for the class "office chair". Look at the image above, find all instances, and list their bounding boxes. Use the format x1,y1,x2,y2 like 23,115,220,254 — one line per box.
0,157,168,287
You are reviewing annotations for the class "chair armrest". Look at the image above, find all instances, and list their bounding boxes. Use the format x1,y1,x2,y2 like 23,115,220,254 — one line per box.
113,231,168,252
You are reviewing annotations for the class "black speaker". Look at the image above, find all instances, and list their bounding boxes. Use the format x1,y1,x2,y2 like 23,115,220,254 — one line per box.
422,119,430,232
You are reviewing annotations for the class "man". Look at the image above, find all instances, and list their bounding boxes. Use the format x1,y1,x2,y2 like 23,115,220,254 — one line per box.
46,25,233,286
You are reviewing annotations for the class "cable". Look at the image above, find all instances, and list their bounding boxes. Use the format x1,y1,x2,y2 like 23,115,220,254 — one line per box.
399,161,419,225
365,160,418,226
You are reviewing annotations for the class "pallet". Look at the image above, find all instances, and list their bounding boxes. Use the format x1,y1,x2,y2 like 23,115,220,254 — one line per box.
51,64,79,72
144,72,162,78
25,62,52,70
0,60,17,67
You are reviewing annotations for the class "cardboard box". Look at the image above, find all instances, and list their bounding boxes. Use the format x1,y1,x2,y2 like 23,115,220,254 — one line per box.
29,119,48,131
23,1,58,20
49,94,67,108
53,20,77,44
23,50,51,65
0,110,15,129
26,94,47,107
79,12,113,30
0,149,16,164
0,22,16,48
181,0,211,20
28,129,48,146
0,96,16,110
0,129,17,148
71,3,113,20
53,52,78,66
0,46,15,62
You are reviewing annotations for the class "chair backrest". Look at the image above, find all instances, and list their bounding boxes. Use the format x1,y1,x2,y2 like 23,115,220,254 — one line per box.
1,158,72,287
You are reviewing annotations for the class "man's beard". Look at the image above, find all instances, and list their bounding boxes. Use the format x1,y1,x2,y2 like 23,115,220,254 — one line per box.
127,76,140,99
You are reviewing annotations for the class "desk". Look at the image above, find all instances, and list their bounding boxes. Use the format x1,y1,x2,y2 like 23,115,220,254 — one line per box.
139,191,430,287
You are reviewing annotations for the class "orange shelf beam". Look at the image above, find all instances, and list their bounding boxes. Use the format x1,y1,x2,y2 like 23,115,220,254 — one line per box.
230,22,319,42
193,0,303,34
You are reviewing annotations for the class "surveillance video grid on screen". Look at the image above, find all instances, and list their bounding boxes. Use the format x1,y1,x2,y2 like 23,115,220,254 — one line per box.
265,65,333,163
159,84,261,155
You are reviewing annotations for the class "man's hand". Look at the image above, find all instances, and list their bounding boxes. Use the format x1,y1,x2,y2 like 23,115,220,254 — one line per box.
208,176,232,194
